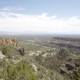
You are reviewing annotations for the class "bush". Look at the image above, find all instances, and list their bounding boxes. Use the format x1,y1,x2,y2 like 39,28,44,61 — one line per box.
1,61,37,80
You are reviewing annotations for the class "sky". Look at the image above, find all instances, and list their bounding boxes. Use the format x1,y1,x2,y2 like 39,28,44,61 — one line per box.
0,0,80,34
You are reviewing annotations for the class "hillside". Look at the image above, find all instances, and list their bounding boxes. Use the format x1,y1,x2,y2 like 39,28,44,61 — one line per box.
0,36,80,80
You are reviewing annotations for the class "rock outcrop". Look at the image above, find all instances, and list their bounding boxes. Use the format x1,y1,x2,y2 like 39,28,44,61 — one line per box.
0,38,17,46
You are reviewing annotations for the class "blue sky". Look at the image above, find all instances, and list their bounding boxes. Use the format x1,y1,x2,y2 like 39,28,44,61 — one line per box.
0,0,80,34
0,0,80,16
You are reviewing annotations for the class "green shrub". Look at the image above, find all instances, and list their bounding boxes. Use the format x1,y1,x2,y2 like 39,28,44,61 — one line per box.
1,61,37,80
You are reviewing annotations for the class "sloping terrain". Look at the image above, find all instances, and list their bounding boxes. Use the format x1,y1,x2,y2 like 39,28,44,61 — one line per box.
0,36,80,80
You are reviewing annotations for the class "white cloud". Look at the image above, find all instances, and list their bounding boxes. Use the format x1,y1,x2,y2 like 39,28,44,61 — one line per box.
0,7,25,12
0,11,80,34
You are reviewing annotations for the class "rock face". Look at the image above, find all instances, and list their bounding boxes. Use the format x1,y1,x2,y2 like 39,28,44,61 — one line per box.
17,47,25,56
0,51,5,59
0,39,17,46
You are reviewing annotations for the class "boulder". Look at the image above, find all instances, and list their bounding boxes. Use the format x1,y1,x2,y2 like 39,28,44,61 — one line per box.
0,51,5,59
